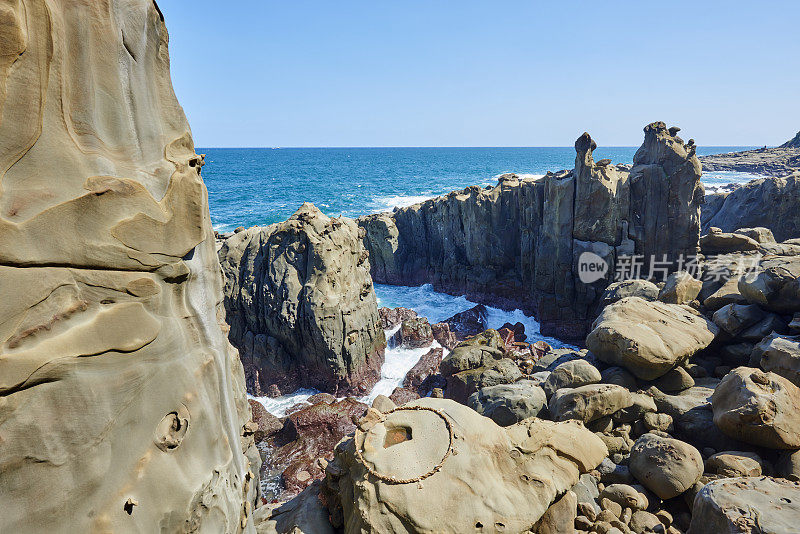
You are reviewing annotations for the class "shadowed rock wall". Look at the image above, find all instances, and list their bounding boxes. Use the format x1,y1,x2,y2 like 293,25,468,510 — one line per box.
0,1,259,531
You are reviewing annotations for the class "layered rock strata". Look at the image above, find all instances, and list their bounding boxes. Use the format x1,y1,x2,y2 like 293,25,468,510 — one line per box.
219,203,386,396
359,122,703,339
0,2,259,532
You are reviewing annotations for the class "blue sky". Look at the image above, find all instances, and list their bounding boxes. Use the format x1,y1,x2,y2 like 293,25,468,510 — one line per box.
160,1,799,147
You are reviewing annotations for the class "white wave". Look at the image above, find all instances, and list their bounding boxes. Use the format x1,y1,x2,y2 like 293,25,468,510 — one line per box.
370,194,433,212
359,339,446,405
374,283,571,349
493,172,545,181
250,387,319,418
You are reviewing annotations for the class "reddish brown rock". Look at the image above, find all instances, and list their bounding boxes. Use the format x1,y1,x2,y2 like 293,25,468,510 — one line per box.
498,327,516,349
389,387,422,406
501,321,527,342
270,398,368,498
379,307,418,329
403,348,444,392
431,322,458,350
532,340,552,359
393,317,434,348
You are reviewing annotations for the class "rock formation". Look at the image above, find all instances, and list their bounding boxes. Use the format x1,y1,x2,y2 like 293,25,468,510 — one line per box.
699,141,800,176
0,2,259,532
358,122,703,339
219,203,386,396
321,398,607,532
702,172,800,242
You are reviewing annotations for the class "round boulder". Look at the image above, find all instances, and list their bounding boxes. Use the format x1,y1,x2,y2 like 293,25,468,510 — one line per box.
629,433,703,499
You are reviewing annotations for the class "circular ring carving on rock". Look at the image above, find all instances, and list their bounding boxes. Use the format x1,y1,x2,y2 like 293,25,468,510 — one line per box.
354,405,453,484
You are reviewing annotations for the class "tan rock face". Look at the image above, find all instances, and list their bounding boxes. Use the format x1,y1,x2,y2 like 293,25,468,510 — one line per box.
322,398,607,533
586,297,718,380
219,203,386,396
0,2,258,532
712,367,800,449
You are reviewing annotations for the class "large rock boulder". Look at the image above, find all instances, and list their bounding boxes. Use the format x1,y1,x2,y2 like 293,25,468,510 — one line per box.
689,477,800,534
542,359,602,398
702,173,800,242
712,367,800,449
549,384,633,423
321,398,607,532
752,333,800,385
0,3,260,531
468,381,547,426
629,433,703,499
586,297,718,380
738,255,800,313
658,271,702,304
219,203,386,396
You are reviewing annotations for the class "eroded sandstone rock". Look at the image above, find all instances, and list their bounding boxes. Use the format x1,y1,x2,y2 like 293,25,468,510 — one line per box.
587,297,718,380
321,398,607,532
219,203,386,396
0,2,259,531
712,367,800,449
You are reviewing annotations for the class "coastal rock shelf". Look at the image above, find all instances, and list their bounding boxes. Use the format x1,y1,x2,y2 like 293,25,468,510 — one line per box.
0,2,259,532
358,122,704,340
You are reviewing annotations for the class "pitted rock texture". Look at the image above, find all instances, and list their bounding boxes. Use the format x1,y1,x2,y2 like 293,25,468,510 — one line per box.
321,398,607,533
358,122,703,340
219,203,386,396
0,2,259,532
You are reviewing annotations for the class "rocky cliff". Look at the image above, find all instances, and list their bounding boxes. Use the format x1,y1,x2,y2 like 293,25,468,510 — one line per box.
0,2,259,532
359,122,703,339
219,203,386,396
702,172,800,242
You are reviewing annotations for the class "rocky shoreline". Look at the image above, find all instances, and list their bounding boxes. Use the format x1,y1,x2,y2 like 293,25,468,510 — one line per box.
3,2,800,533
698,131,800,177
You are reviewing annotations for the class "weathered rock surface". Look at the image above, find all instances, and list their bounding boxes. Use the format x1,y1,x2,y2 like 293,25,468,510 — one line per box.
658,271,702,304
738,255,800,313
270,398,368,498
543,359,602,397
601,279,660,307
0,2,259,531
712,367,800,449
359,123,703,340
468,381,547,426
443,304,488,339
702,173,800,242
391,317,434,348
587,297,718,380
705,451,763,477
629,433,703,499
699,140,800,175
219,203,386,396
752,333,800,385
549,384,633,423
321,398,607,532
402,347,444,394
689,477,800,534
379,307,417,329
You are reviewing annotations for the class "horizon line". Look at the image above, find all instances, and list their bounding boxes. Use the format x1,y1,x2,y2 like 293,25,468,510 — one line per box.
194,144,761,150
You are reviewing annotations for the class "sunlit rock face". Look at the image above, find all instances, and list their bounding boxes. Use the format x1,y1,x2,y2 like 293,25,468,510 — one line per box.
0,1,260,532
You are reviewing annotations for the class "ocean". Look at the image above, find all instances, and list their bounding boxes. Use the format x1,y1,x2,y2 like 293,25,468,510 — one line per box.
199,146,759,232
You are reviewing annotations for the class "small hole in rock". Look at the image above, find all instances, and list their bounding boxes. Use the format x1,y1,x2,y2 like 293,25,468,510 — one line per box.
383,426,412,448
475,522,483,529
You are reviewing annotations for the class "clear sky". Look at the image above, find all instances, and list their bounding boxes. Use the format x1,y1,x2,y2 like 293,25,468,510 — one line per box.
159,1,799,148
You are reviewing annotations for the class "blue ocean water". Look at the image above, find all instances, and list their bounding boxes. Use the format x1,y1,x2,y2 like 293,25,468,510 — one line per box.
198,146,758,232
